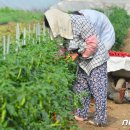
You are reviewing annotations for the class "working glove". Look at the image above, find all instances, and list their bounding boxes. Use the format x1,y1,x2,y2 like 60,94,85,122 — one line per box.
65,53,79,61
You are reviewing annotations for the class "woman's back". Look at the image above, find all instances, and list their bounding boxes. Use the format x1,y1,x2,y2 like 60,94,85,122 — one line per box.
79,9,115,50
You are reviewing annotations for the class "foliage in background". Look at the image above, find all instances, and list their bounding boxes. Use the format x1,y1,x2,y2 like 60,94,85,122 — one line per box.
0,35,79,130
0,7,43,24
107,7,130,51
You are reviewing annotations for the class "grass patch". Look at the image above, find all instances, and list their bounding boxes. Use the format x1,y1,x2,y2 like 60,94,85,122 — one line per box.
0,7,43,24
108,7,130,50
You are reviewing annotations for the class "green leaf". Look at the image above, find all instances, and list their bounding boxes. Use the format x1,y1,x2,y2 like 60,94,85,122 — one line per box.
6,104,17,117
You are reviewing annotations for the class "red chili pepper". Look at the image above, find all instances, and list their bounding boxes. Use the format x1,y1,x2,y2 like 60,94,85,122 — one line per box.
109,51,130,57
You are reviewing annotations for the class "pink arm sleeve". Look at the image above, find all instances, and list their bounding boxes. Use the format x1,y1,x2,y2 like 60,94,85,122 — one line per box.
82,35,98,58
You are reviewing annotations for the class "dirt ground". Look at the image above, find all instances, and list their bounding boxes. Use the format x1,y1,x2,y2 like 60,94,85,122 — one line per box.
77,99,130,130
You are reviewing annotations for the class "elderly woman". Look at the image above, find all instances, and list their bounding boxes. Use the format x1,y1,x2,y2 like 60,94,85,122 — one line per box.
44,9,109,126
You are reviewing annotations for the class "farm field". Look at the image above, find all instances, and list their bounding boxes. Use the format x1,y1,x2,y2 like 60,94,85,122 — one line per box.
0,32,78,130
0,7,130,130
1,24,130,130
0,14,78,129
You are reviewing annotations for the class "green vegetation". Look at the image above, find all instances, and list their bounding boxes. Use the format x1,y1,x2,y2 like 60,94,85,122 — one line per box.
0,7,43,24
0,35,79,130
108,7,130,50
0,6,130,129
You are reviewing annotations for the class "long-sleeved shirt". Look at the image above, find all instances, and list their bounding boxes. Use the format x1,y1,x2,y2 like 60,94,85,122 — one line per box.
67,14,109,75
79,9,115,51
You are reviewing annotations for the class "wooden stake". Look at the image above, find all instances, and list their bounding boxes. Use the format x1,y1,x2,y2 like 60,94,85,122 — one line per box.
7,35,10,54
23,28,26,45
16,23,20,52
3,36,6,60
28,24,31,41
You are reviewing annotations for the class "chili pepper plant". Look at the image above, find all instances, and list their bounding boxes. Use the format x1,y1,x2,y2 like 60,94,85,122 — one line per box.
0,33,80,130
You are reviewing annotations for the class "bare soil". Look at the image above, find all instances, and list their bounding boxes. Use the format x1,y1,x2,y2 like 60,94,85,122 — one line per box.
78,100,130,130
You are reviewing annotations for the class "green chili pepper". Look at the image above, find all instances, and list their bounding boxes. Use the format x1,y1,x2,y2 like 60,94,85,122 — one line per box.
38,95,43,109
0,109,6,123
20,96,26,106
50,120,61,127
17,68,22,79
0,101,7,112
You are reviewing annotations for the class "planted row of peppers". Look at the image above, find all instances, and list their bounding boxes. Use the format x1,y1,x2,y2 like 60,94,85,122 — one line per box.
0,35,80,130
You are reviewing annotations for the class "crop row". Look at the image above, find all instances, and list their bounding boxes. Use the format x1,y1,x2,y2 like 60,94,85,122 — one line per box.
0,26,79,130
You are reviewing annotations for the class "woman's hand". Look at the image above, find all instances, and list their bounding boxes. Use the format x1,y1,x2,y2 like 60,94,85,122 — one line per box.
69,53,79,61
58,48,66,56
54,47,66,60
